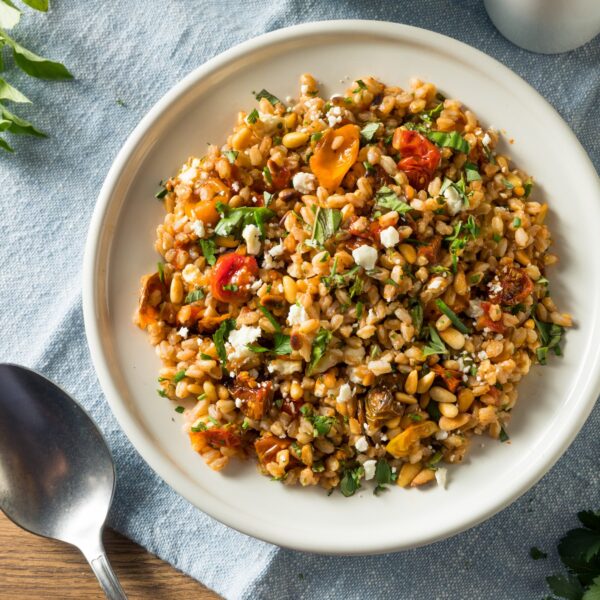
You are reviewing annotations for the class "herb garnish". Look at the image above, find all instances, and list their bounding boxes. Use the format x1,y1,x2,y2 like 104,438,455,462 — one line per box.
360,121,381,143
248,332,292,356
440,174,469,206
155,181,168,199
499,426,510,442
352,79,367,93
533,316,564,365
311,207,342,246
410,302,424,337
374,186,412,214
173,370,187,383
184,289,205,303
258,304,282,332
213,318,236,366
157,262,165,284
435,298,471,334
427,130,470,153
311,132,323,143
214,202,275,239
321,257,360,290
523,180,534,198
223,150,238,164
307,328,332,375
246,108,259,124
340,464,364,497
445,216,480,272
198,238,217,266
174,405,185,414
422,326,448,357
255,89,282,106
373,458,396,495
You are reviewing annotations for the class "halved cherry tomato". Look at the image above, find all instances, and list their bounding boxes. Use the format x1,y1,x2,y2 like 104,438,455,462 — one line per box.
489,266,533,306
135,272,165,328
392,129,441,189
184,178,229,225
231,372,273,421
266,159,291,191
348,218,383,246
254,435,291,466
309,124,359,191
477,301,506,334
417,235,442,263
431,364,463,393
189,427,241,451
211,253,259,303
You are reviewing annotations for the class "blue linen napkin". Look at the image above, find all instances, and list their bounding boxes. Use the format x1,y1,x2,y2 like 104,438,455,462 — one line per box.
0,1,598,598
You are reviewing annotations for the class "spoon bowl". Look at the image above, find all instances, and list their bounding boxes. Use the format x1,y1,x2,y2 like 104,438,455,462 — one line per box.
0,364,126,599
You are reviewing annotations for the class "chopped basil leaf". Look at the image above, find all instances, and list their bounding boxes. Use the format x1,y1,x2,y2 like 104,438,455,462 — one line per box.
155,182,168,199
198,238,217,266
363,160,375,174
312,461,325,473
246,108,259,124
385,278,398,287
263,191,273,207
307,327,332,375
426,400,442,421
427,451,443,469
241,419,250,430
199,353,213,360
258,304,282,332
191,422,207,432
502,178,514,190
340,464,364,497
422,326,448,357
537,276,549,285
255,89,282,106
408,413,423,422
356,301,364,319
499,426,510,442
222,283,238,292
311,132,323,143
262,165,273,185
353,79,367,92
513,217,522,227
157,388,167,398
311,415,335,437
360,121,381,142
185,289,205,303
214,202,275,239
174,405,185,414
435,298,471,334
533,316,564,365
374,186,412,214
523,180,534,198
375,458,394,487
173,370,187,383
464,162,481,182
427,130,470,153
223,150,238,164
311,207,342,246
273,332,292,355
213,318,236,366
349,274,364,299
157,262,165,284
492,233,502,243
419,102,444,124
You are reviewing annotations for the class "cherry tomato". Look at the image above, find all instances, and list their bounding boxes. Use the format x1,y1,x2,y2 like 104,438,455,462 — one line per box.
477,301,506,334
310,124,360,191
254,435,290,466
392,128,441,189
417,235,441,263
489,266,534,306
265,159,291,191
189,427,241,452
231,373,273,421
431,364,463,393
211,253,259,303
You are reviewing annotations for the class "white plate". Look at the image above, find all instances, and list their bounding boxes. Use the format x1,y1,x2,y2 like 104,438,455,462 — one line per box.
83,20,600,554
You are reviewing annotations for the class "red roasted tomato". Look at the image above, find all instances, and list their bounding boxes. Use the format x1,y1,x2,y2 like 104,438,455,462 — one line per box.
211,253,259,303
392,129,441,189
489,265,534,306
477,301,506,334
431,364,463,393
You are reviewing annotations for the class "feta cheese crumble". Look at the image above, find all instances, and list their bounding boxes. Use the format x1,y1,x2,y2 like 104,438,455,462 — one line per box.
379,226,400,248
178,166,197,185
482,132,491,147
177,327,189,339
326,105,343,127
227,326,261,362
191,219,206,238
363,459,377,481
242,224,261,255
338,383,352,403
352,245,378,270
435,467,448,488
268,242,285,257
355,435,368,453
292,172,317,194
287,304,308,326
444,184,464,216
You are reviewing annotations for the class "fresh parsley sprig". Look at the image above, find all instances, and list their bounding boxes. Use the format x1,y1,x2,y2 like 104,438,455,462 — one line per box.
0,1,72,152
214,202,275,239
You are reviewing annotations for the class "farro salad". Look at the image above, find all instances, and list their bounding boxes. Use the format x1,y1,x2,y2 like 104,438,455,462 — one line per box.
135,74,572,496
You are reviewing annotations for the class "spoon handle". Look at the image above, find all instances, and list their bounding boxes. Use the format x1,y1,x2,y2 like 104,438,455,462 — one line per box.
82,540,128,600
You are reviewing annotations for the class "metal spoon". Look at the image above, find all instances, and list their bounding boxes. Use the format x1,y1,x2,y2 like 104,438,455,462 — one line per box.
0,363,127,599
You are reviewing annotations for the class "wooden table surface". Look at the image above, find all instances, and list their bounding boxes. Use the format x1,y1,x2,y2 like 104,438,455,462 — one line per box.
0,512,221,599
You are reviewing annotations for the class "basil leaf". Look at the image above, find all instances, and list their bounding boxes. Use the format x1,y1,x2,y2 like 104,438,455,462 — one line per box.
464,162,481,182
247,344,270,353
523,180,534,198
174,405,185,414
199,238,217,266
246,109,259,124
375,459,393,486
255,89,282,106
420,102,444,124
360,122,381,143
374,186,412,214
223,150,238,164
410,302,424,336
435,298,471,334
499,426,510,442
307,327,332,374
173,370,187,383
311,207,342,246
533,316,564,365
0,104,45,137
422,326,448,357
0,135,13,152
214,203,275,239
427,130,470,153
340,464,364,497
0,77,29,102
213,319,236,366
184,289,205,303
155,181,168,199
273,332,292,355
0,30,72,79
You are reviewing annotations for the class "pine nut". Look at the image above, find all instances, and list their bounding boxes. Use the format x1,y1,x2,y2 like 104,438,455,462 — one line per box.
439,402,459,418
440,327,465,350
169,274,183,304
282,131,309,149
404,369,418,394
417,371,436,393
429,386,457,403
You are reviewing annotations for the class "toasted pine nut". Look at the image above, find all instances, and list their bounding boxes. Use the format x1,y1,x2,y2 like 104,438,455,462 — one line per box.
440,327,465,350
439,402,459,418
429,386,457,403
232,126,252,150
410,468,436,486
436,314,452,332
417,371,435,393
399,243,417,264
457,388,475,412
439,414,470,431
404,369,418,395
397,462,422,487
282,131,309,149
282,276,297,304
169,274,183,304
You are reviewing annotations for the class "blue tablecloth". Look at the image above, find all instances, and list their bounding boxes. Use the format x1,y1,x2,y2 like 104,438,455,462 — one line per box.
1,1,598,598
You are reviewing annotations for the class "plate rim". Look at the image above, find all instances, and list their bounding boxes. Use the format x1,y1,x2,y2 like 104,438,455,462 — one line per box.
83,19,600,555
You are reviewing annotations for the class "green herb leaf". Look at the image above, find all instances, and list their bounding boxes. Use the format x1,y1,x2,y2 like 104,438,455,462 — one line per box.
435,298,471,334
530,547,548,560
360,121,381,142
273,332,292,355
311,207,342,246
0,29,72,79
374,186,412,214
0,104,45,137
198,238,217,266
427,400,442,421
155,182,168,199
352,79,367,92
312,415,335,437
307,327,332,374
214,203,275,239
157,262,165,284
174,405,185,414
464,162,481,182
0,77,29,102
524,180,534,198
427,130,470,153
355,301,363,319
340,464,364,497
191,421,207,432
419,102,444,125
255,89,282,106
184,289,205,303
499,426,510,442
246,108,259,124
173,370,187,383
409,413,423,422
422,326,448,357
375,459,394,487
513,217,522,227
223,149,238,164
213,318,236,366
410,302,424,337
534,316,564,365
157,388,167,398
258,304,281,332
546,575,584,600
21,0,49,10
199,353,213,361
311,131,323,143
